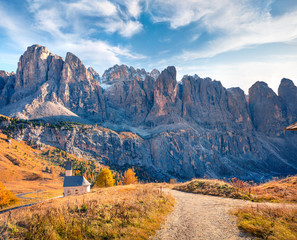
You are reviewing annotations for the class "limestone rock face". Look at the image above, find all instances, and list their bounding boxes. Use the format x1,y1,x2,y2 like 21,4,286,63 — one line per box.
88,67,100,82
14,45,51,90
1,44,297,181
226,87,253,132
180,75,253,132
248,81,286,135
278,78,297,123
58,52,106,121
0,71,11,90
11,45,63,103
149,69,160,80
146,66,182,126
0,71,15,106
102,64,148,84
104,75,155,125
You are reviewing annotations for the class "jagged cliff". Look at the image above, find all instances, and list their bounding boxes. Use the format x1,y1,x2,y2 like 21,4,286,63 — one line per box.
0,45,296,181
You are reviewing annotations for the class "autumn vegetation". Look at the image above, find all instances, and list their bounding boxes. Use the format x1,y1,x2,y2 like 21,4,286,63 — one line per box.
123,168,138,185
96,168,115,187
233,205,297,240
0,184,174,239
0,182,19,209
174,176,297,203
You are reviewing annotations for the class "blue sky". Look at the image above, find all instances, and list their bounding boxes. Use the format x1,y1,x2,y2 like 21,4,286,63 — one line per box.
1,0,297,93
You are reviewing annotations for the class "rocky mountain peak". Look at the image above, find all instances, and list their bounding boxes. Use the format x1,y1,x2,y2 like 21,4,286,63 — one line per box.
102,64,148,84
278,78,297,122
102,64,131,84
61,52,92,83
248,81,275,99
65,52,81,66
7,44,58,103
15,44,51,89
88,67,100,82
278,78,296,95
146,66,182,125
249,81,286,134
149,69,160,80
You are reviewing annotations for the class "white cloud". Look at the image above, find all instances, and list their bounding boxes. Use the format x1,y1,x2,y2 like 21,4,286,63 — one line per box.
96,19,142,37
146,0,297,59
179,9,297,60
27,0,143,38
66,0,117,17
126,0,142,18
120,20,143,37
146,0,222,28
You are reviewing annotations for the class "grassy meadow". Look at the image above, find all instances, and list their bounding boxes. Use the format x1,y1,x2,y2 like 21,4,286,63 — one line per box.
0,184,174,240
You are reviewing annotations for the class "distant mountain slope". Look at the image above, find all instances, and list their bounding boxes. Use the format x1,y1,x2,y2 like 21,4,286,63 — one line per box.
0,45,296,181
0,130,63,194
0,117,100,194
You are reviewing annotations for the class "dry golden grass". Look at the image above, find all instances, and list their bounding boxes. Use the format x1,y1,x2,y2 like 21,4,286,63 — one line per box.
233,205,297,240
0,132,64,195
0,129,102,210
0,184,174,240
252,176,297,202
174,176,297,203
174,179,252,200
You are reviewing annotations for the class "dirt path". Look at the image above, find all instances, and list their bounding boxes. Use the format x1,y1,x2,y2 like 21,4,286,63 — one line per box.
16,190,42,199
154,189,254,240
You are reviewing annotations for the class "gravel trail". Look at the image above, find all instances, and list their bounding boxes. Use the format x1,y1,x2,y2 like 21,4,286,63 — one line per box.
154,189,254,240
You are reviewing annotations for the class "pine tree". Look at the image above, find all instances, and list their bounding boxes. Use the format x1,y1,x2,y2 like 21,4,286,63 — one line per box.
96,169,115,188
123,168,138,185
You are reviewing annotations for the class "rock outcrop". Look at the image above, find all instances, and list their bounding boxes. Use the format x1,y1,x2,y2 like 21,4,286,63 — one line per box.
146,66,182,126
249,81,287,135
278,78,297,123
0,44,297,181
0,71,15,106
101,64,148,84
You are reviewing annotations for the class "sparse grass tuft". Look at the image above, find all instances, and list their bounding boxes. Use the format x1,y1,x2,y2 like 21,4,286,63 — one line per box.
0,184,174,239
233,205,297,240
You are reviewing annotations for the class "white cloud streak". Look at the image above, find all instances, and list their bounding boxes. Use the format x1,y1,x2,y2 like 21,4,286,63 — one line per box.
146,0,297,60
